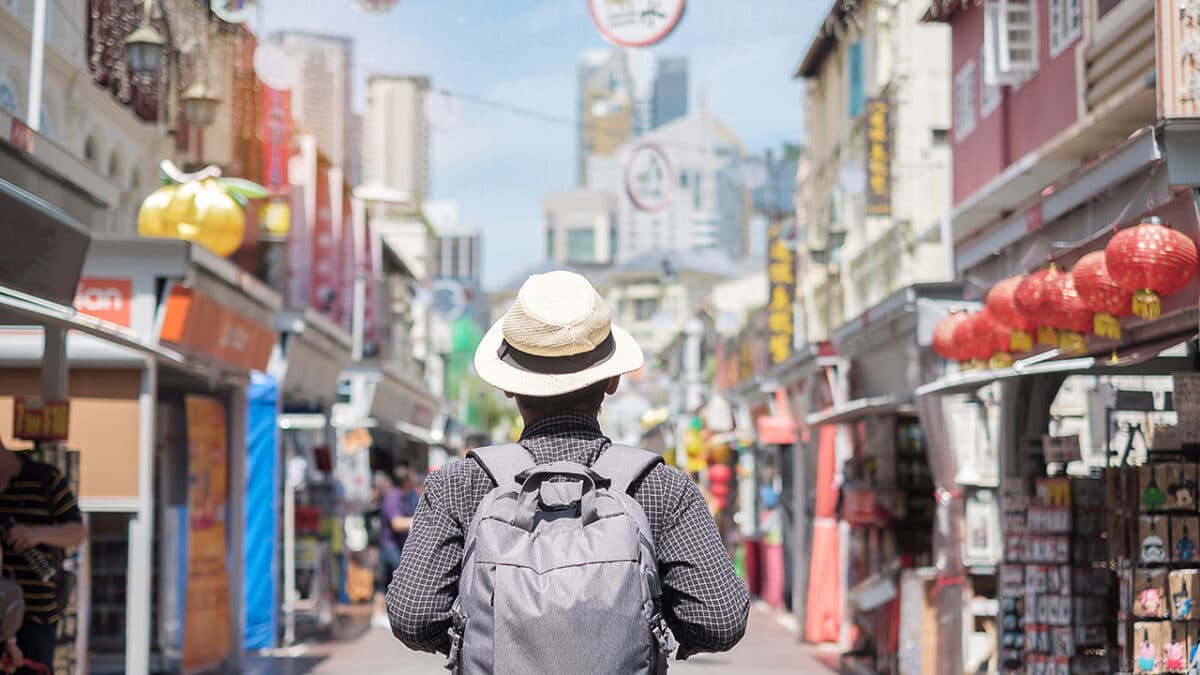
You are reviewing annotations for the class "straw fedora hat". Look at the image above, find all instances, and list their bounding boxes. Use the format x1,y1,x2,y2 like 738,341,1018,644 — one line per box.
475,271,644,397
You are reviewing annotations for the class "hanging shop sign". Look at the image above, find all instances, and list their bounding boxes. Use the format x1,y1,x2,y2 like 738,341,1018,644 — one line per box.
12,398,69,442
1174,373,1200,444
1042,434,1082,465
766,221,796,365
1158,0,1200,118
159,284,276,372
311,169,338,315
73,277,132,328
589,0,686,47
865,95,892,216
842,487,879,526
625,142,672,212
260,86,292,195
182,395,233,671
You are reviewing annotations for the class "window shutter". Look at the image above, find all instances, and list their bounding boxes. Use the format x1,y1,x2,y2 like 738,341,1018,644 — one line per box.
984,0,1039,86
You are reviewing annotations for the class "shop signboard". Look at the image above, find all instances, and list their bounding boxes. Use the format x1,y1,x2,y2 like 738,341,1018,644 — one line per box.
182,395,233,671
766,222,796,365
159,284,276,372
310,168,337,316
865,95,892,216
73,277,132,327
588,0,686,47
1158,0,1200,118
842,487,878,526
1041,434,1082,465
12,398,69,441
260,85,291,195
1174,374,1200,443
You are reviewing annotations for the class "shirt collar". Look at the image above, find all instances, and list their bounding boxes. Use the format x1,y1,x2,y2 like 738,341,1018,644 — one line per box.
519,411,602,440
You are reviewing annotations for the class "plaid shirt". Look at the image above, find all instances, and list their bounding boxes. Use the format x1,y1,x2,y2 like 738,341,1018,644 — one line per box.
386,411,749,659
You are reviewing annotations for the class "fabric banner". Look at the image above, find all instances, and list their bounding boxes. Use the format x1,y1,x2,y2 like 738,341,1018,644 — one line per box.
183,395,233,672
260,86,291,195
243,373,279,651
310,169,336,316
285,185,311,308
804,423,842,643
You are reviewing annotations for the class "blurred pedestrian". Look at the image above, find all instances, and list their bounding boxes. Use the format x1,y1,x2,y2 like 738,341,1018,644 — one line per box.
0,439,86,675
387,271,748,672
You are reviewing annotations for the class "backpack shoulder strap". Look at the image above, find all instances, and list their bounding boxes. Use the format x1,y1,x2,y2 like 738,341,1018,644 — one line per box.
591,444,663,495
468,444,536,488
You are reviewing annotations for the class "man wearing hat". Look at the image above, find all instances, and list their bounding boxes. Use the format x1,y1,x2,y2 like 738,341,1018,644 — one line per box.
387,271,748,663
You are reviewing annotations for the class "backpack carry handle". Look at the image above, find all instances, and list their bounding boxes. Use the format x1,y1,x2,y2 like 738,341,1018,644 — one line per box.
512,463,607,531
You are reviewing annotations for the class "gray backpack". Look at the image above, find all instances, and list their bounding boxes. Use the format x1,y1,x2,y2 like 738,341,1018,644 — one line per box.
446,443,678,674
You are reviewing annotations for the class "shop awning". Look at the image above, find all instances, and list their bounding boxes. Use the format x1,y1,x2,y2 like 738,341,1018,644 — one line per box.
0,283,185,366
0,170,92,307
275,308,353,410
805,394,914,427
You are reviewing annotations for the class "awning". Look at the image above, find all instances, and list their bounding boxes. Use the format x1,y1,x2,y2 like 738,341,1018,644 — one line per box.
0,168,91,307
916,335,1196,397
805,394,914,427
0,283,184,366
275,308,352,409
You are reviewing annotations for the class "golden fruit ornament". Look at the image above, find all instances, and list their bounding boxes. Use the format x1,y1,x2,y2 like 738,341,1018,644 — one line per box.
175,180,245,257
137,184,178,237
162,179,204,231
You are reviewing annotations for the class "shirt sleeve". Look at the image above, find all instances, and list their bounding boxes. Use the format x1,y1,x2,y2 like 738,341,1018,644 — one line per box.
380,492,403,525
385,468,462,654
656,471,750,658
47,470,82,524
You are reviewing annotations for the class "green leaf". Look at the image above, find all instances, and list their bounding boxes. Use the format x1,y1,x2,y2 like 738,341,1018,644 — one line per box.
217,177,269,199
229,190,248,209
160,170,175,185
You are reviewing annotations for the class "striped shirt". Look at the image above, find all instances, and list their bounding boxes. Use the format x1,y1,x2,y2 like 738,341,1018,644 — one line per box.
0,456,81,624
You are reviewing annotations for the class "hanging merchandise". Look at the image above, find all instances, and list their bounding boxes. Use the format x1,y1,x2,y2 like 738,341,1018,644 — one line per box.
1014,265,1064,346
1040,272,1094,355
986,276,1037,352
588,0,687,47
1105,216,1199,319
932,310,972,363
1072,250,1134,340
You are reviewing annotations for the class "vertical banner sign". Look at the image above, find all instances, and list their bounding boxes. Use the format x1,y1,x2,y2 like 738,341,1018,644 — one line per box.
865,96,892,216
310,169,336,316
338,196,355,333
362,214,381,352
285,185,311,308
1159,0,1200,118
182,395,233,671
767,222,796,365
260,86,291,194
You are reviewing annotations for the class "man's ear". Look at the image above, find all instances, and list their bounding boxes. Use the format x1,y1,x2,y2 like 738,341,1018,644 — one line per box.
606,376,621,395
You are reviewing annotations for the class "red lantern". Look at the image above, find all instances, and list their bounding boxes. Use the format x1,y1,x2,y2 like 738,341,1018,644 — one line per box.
932,312,972,363
986,277,1035,352
979,308,1015,368
708,463,733,485
1041,272,1093,355
1105,216,1199,319
1015,266,1062,346
952,311,993,367
1072,251,1132,340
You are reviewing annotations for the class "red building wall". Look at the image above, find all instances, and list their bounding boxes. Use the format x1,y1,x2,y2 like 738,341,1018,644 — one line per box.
950,0,1083,206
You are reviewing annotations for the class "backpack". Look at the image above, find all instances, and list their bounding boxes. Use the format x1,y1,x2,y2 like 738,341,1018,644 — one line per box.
447,444,678,674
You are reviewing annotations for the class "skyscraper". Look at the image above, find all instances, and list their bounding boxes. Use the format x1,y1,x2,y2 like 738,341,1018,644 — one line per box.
362,75,430,200
577,49,634,187
270,31,353,170
653,57,689,129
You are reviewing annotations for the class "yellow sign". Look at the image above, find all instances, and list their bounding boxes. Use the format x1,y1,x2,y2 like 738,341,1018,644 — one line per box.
12,398,69,441
767,222,796,365
865,96,892,216
183,395,233,672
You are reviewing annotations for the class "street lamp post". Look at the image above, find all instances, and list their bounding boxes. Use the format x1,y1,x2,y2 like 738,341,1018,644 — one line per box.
124,0,222,135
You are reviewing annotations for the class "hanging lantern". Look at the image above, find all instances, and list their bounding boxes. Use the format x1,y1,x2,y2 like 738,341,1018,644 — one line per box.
932,311,972,363
1015,266,1062,346
1072,251,1133,340
952,311,993,369
980,308,1015,369
1105,216,1199,319
1041,273,1093,355
986,276,1035,352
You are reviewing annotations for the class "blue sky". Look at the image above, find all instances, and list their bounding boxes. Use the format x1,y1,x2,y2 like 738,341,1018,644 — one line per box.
257,1,824,289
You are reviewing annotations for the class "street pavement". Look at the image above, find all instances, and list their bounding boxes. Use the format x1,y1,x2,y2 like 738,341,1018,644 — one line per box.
244,603,836,674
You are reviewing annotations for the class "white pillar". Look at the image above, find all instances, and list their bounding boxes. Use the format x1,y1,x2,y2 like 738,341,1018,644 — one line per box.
227,383,247,671
126,362,157,675
40,327,67,400
26,0,46,131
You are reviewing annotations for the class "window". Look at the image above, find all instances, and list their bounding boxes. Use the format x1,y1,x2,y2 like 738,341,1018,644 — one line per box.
566,228,596,263
693,173,701,209
931,128,950,145
954,61,977,140
983,0,1038,86
545,227,556,260
633,297,659,322
979,47,1001,116
847,41,865,118
0,78,17,117
1049,0,1082,57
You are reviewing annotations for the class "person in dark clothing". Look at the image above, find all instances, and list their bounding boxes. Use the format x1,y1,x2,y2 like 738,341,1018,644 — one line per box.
386,271,748,664
0,440,86,675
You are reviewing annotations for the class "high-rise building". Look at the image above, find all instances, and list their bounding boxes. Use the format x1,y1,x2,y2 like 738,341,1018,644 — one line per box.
588,102,748,263
542,190,618,266
363,75,430,200
577,49,634,186
653,57,689,129
270,31,353,170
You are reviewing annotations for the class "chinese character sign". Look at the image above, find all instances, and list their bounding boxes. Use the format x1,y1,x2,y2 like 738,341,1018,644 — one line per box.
865,96,892,216
766,222,796,365
12,399,69,442
260,86,291,194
